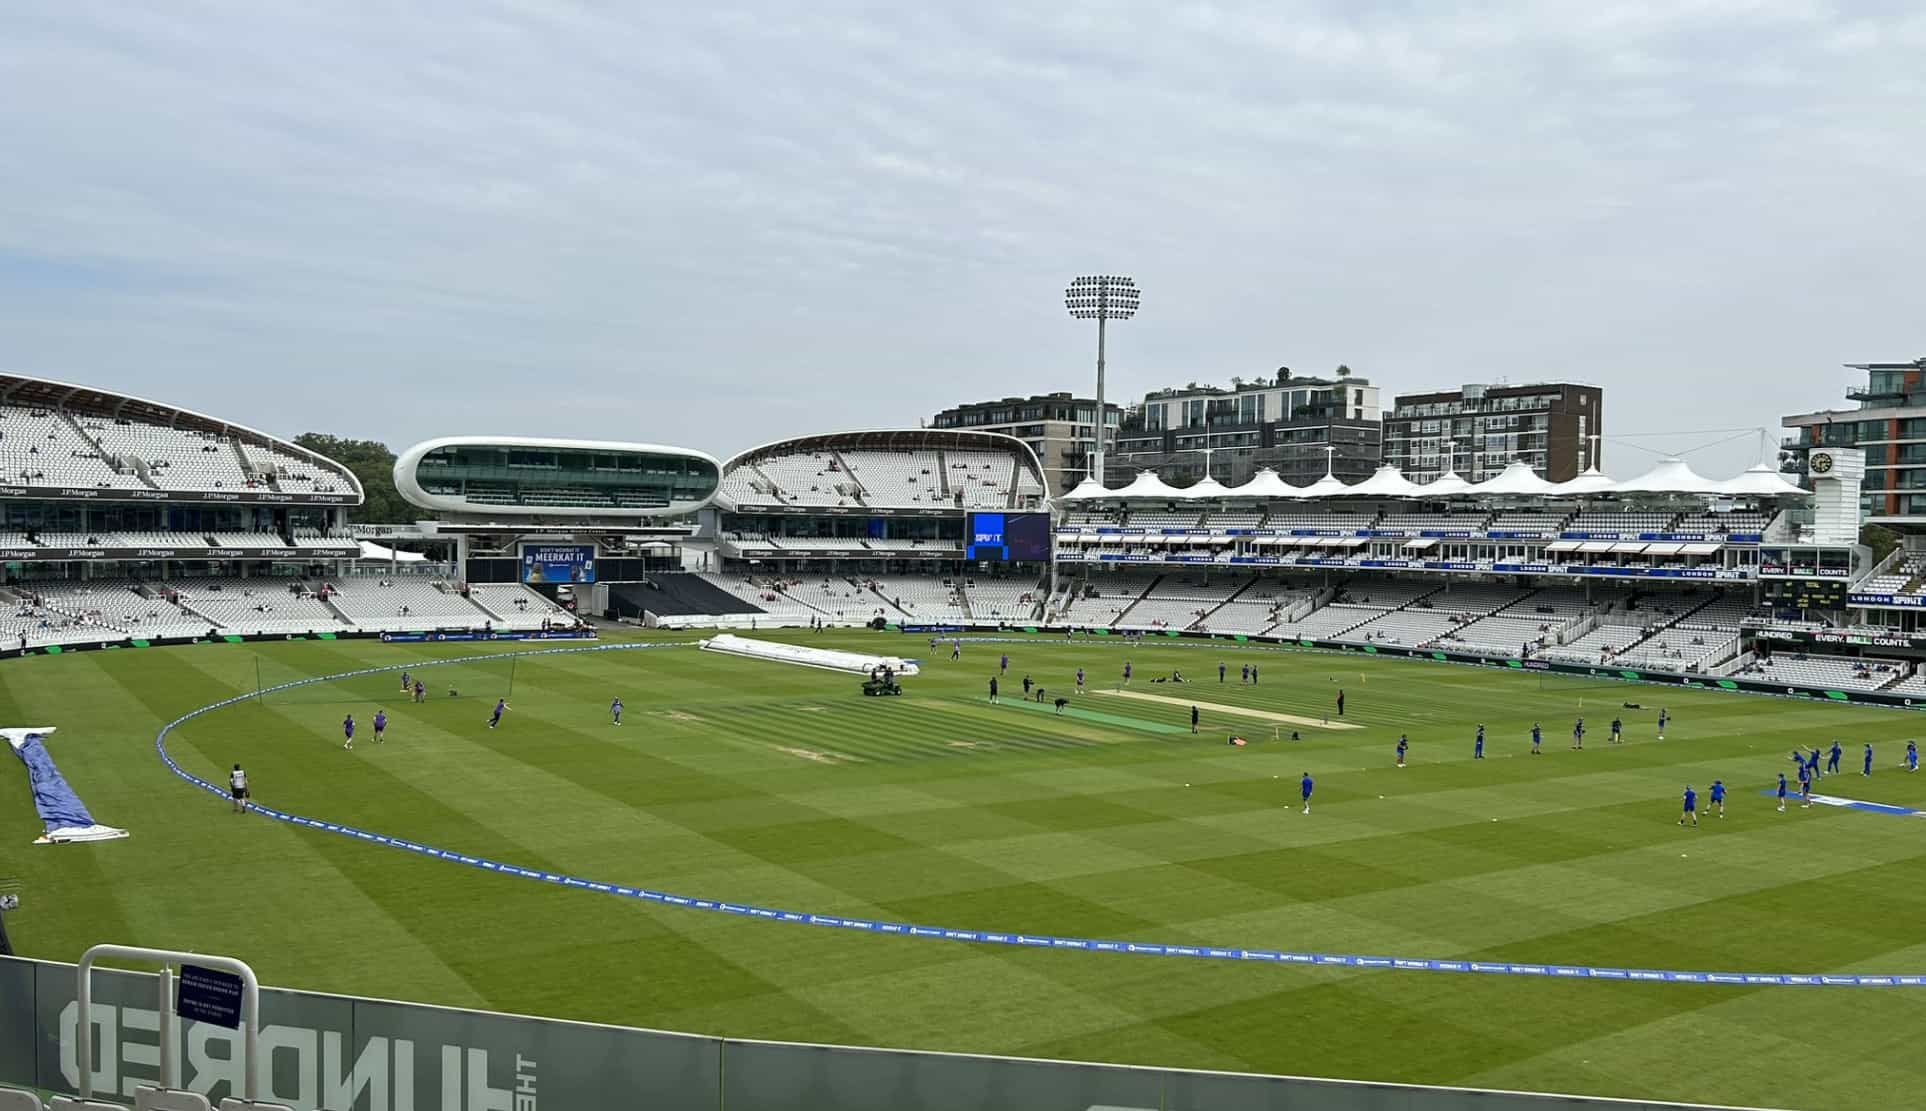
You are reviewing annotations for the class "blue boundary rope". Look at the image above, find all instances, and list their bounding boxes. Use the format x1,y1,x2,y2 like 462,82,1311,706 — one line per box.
153,641,1926,988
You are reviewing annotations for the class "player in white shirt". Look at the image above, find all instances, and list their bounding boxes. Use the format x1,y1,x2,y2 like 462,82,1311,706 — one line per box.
229,764,250,814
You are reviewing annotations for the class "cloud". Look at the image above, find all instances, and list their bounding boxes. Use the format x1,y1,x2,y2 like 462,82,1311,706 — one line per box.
1,0,1921,477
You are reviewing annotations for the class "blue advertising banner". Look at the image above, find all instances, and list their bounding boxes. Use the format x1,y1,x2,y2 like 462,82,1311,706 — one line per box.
521,544,596,584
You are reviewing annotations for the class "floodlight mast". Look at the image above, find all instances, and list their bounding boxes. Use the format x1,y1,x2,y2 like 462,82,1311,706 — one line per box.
1065,275,1140,486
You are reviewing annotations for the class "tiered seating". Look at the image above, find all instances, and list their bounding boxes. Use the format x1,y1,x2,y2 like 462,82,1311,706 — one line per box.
965,577,1043,621
293,528,356,549
1272,604,1386,640
1856,554,1926,597
946,450,1024,508
0,406,142,489
755,452,861,507
168,577,344,634
784,576,889,620
1202,510,1263,529
1066,573,1158,626
87,419,254,490
1377,511,1489,530
1117,575,1244,631
1677,510,1774,535
1676,594,1757,631
0,586,128,645
838,450,946,507
1339,608,1468,647
1329,580,1440,609
1734,654,1905,693
207,532,290,549
1613,630,1735,672
1129,510,1203,529
859,575,966,623
1883,671,1926,696
696,574,823,619
465,584,572,630
1538,624,1650,665
1064,511,1124,527
1268,511,1373,530
325,578,486,631
1499,588,1596,619
236,440,351,492
16,580,205,641
1435,616,1562,656
1419,583,1531,615
1566,510,1679,534
1487,510,1570,535
1207,581,1320,635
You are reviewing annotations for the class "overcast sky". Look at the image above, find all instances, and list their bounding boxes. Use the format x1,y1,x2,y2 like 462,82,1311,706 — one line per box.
3,2,1921,478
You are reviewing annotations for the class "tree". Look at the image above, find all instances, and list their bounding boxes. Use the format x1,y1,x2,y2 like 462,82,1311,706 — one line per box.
1336,364,1353,378
1861,523,1900,564
293,434,415,523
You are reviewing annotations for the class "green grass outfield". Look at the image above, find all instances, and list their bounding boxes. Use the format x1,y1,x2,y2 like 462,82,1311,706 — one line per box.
5,628,1926,1110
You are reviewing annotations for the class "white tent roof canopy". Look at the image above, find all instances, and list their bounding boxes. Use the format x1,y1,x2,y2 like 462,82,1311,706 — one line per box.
1713,463,1808,498
1111,470,1186,500
1467,460,1560,497
1553,466,1617,496
1346,465,1426,498
1178,475,1233,500
1060,476,1112,502
1611,456,1722,495
1227,468,1305,499
1417,470,1474,496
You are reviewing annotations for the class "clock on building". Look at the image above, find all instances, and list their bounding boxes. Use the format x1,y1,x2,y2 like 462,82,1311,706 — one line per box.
1809,451,1834,475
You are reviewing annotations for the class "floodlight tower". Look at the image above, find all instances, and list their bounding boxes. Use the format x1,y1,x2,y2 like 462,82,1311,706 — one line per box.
1065,275,1140,486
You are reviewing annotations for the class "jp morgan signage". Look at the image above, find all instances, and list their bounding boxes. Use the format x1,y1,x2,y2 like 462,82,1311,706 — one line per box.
0,485,356,505
0,545,357,562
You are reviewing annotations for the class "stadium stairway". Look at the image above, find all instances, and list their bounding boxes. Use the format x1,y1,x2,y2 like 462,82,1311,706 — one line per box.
829,448,868,504
1189,577,1257,630
1108,574,1164,628
609,575,765,619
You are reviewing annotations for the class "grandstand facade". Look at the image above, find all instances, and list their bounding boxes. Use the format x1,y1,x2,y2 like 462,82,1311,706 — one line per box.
638,429,1055,628
0,376,586,650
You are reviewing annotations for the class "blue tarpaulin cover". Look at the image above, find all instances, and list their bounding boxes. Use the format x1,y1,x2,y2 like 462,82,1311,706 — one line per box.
8,730,94,833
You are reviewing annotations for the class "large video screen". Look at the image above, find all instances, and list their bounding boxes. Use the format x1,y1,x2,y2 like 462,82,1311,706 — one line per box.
521,544,597,584
967,512,1051,562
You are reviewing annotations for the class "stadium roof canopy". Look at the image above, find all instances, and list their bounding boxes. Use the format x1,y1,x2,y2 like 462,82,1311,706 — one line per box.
1609,456,1722,496
718,428,1048,512
1467,461,1560,497
1231,468,1305,499
1176,474,1233,501
0,371,361,501
1418,469,1474,496
1348,465,1425,498
1553,466,1617,496
1112,470,1184,500
1713,462,1808,498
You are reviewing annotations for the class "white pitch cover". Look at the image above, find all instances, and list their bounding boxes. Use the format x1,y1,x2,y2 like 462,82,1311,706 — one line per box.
697,633,921,676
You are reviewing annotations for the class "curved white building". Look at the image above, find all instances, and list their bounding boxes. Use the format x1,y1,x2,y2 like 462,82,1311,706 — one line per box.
393,437,722,517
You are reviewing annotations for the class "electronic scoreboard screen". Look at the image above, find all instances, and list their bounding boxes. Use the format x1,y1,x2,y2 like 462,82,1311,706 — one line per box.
1765,578,1846,610
966,512,1051,562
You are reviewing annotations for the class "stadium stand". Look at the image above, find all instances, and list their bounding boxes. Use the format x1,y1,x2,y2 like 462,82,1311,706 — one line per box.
864,575,969,623
696,573,828,620
1733,653,1908,692
0,405,145,489
1565,510,1680,534
1116,575,1246,632
465,584,572,630
963,576,1044,622
324,578,490,632
165,577,344,635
